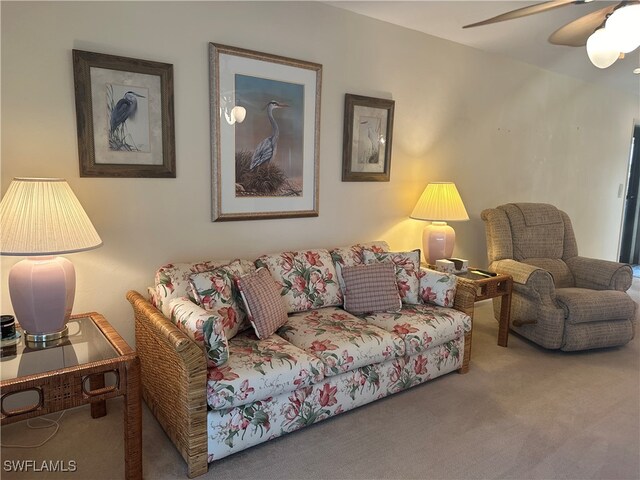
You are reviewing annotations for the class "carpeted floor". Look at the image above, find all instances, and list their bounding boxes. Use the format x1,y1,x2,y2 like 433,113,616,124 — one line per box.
2,286,639,480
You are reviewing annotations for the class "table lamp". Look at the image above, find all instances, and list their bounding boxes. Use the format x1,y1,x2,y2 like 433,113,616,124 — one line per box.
0,178,102,343
410,182,469,265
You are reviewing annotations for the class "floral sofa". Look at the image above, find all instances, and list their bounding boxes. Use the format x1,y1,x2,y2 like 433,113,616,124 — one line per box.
126,242,476,477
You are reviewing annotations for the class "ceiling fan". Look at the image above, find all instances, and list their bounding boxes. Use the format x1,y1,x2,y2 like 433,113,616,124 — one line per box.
463,1,640,68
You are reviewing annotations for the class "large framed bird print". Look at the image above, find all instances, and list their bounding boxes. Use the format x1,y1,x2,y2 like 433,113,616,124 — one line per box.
209,43,321,221
72,50,176,177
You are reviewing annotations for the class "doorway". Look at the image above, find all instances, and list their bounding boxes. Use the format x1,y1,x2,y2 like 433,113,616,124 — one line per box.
619,123,640,265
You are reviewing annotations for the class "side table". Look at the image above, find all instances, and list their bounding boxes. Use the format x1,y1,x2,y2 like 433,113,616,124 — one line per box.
0,312,142,480
454,271,513,347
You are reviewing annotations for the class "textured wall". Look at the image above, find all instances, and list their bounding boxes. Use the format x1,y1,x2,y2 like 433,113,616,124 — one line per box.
2,1,638,345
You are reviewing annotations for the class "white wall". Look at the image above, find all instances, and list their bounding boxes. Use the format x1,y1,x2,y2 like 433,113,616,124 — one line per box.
2,1,638,345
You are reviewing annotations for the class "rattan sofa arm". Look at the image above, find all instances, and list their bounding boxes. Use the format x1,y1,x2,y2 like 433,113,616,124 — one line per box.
453,280,476,318
566,256,633,292
126,290,208,478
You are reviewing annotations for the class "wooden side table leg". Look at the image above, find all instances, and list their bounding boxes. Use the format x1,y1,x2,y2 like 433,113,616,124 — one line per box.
124,357,143,480
89,374,107,418
497,282,513,347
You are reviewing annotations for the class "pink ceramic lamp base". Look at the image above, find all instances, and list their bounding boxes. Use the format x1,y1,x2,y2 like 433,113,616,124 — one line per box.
8,256,75,342
422,221,456,265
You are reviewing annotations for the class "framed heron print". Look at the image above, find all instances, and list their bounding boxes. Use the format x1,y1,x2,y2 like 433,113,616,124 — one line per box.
72,50,176,177
342,94,394,182
209,43,321,221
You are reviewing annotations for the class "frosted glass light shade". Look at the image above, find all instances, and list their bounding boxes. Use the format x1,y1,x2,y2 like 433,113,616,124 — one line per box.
410,182,469,221
606,5,640,54
0,178,102,255
586,28,620,69
0,178,102,341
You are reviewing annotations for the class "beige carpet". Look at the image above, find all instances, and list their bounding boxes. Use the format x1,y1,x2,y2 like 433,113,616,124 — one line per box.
2,286,639,480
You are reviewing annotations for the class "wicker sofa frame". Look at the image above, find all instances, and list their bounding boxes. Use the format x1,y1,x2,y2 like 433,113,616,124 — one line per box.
127,280,476,478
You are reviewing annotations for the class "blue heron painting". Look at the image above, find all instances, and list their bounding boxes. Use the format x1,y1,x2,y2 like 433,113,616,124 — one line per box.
249,100,289,170
107,84,150,152
233,75,304,197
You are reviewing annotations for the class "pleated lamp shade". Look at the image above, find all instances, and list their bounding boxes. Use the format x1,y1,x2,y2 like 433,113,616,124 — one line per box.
410,182,469,265
0,178,102,343
410,182,469,222
1,178,102,256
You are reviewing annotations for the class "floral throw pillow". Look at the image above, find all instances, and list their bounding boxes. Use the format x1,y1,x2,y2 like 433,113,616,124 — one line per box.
419,268,457,307
341,262,402,315
255,250,342,313
189,260,249,340
363,249,421,304
237,268,289,339
168,297,229,367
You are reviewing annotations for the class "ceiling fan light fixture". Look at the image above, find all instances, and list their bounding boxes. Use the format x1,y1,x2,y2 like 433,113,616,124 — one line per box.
606,4,640,53
586,27,620,68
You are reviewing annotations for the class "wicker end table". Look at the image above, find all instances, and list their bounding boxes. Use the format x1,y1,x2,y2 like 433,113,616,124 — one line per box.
0,312,142,480
454,271,513,347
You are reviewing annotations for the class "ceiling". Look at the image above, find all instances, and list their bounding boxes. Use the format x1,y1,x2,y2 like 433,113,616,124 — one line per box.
328,1,640,95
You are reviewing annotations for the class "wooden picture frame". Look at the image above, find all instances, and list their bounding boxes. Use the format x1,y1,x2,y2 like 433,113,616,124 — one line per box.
209,43,321,221
72,50,176,178
342,94,394,182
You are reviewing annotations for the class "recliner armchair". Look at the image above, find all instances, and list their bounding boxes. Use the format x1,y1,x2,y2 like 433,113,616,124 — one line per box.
481,203,636,351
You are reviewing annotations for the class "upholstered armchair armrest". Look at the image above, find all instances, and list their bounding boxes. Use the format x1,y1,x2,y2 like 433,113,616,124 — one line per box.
566,256,633,292
490,259,555,301
126,291,208,478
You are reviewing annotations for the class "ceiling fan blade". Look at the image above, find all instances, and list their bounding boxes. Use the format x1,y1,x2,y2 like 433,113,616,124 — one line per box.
548,4,617,46
463,0,579,29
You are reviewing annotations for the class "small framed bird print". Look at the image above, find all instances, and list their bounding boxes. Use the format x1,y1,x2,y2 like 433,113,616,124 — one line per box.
209,43,321,221
342,94,394,182
72,50,176,178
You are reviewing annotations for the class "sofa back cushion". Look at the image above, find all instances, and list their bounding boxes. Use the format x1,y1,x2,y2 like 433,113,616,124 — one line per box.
255,249,343,313
188,259,252,339
154,259,255,318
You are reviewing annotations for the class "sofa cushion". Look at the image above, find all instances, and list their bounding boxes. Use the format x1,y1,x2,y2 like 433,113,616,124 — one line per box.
155,259,255,317
342,262,402,315
189,259,251,339
360,304,472,357
555,288,636,325
206,331,324,410
277,307,405,377
237,268,289,339
169,297,229,367
255,249,342,313
419,268,457,307
330,241,390,293
363,249,421,304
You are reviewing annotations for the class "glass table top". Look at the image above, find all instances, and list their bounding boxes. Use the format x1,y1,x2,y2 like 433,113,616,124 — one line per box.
0,316,118,382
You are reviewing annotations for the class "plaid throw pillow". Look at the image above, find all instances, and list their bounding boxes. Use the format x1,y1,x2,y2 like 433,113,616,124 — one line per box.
363,249,421,304
342,262,402,315
236,268,289,339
